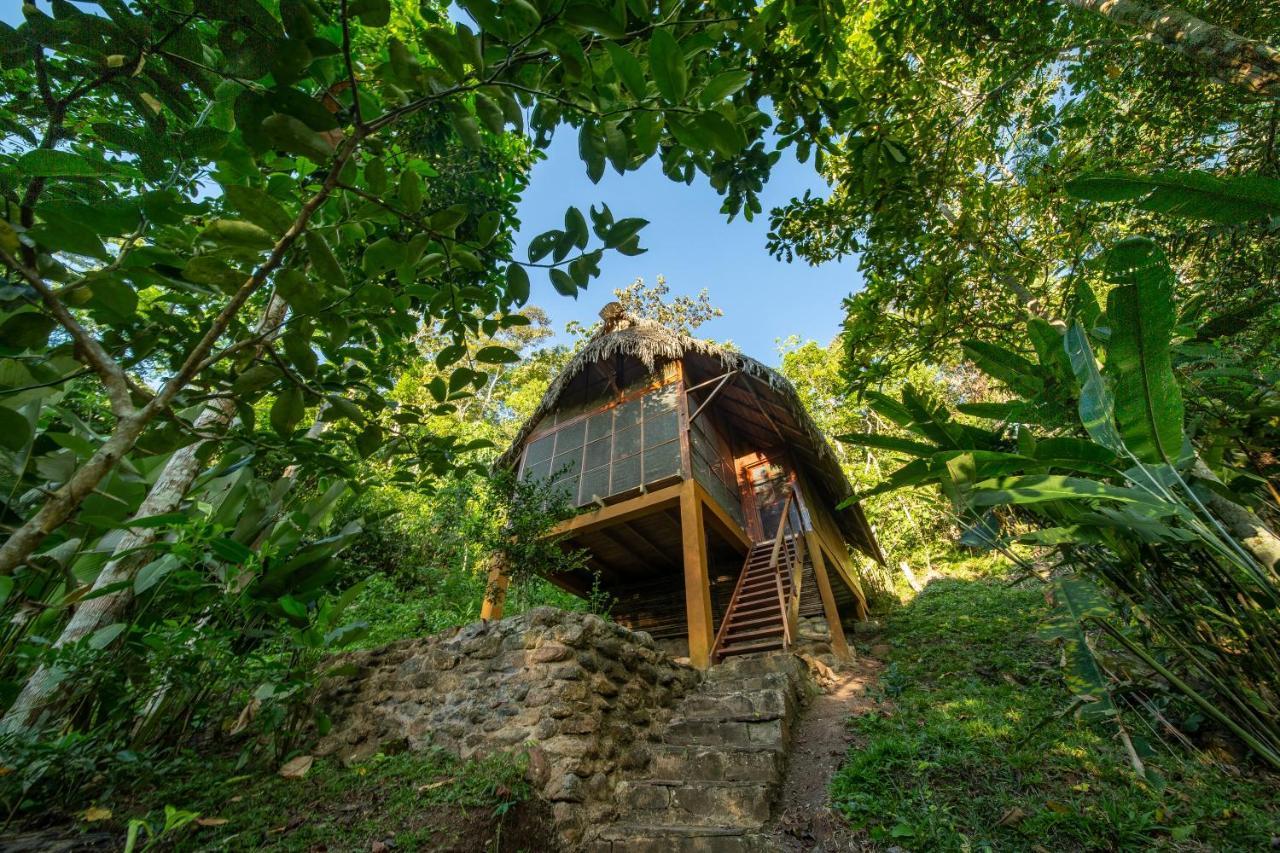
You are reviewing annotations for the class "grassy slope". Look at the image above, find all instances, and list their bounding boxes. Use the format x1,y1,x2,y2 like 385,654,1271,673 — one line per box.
108,748,553,852
833,555,1280,851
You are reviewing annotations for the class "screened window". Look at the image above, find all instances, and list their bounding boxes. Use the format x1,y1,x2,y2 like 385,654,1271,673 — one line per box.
690,412,744,525
520,383,684,507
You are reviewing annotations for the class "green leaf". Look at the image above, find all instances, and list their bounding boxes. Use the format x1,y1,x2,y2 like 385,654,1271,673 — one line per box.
603,217,647,248
549,268,577,296
1102,238,1186,464
422,26,466,81
961,339,1043,397
18,149,112,177
563,2,625,37
275,268,326,314
605,42,646,100
1064,323,1125,455
506,264,530,306
222,184,293,235
694,110,746,158
262,113,335,162
271,387,305,436
88,623,127,650
700,69,750,106
306,232,346,290
475,345,519,364
0,404,32,451
348,0,390,26
199,219,275,250
1066,171,1280,224
362,237,406,275
649,29,687,103
398,169,424,213
0,313,56,349
135,554,181,594
356,424,382,458
1041,576,1118,723
969,474,1171,508
836,432,938,457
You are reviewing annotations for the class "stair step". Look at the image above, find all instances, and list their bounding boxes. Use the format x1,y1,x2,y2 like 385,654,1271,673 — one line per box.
646,744,783,783
678,688,790,722
616,780,772,828
718,637,785,658
664,716,787,749
725,612,783,630
588,824,775,853
721,625,785,645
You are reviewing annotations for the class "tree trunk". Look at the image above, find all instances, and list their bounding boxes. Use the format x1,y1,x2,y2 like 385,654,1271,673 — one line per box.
1194,459,1280,572
1064,0,1280,97
1,297,289,733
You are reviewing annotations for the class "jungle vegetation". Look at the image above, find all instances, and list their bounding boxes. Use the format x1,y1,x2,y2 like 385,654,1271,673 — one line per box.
0,0,1277,847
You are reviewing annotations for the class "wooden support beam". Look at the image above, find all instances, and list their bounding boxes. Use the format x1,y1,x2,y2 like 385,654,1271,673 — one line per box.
600,522,675,570
688,370,737,424
806,532,852,662
548,483,683,538
680,479,714,670
480,557,509,621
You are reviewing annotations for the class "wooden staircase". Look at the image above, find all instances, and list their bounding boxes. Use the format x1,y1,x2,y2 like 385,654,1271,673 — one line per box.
713,537,803,661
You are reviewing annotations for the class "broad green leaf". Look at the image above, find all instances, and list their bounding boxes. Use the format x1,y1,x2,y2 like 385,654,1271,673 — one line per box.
649,29,687,103
275,268,326,314
605,42,646,100
222,184,293,234
88,622,127,650
1064,323,1125,455
549,268,577,296
306,232,346,290
134,554,181,594
961,339,1043,397
0,404,32,451
700,69,750,106
836,432,938,457
18,149,111,177
1066,171,1280,224
970,474,1171,508
270,387,305,436
506,264,530,305
199,219,275,250
475,345,519,364
1103,238,1185,464
262,114,335,162
348,0,390,26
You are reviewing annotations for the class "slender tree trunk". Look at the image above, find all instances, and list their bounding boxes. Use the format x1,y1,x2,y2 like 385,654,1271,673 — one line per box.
1,297,289,733
1064,0,1280,97
1194,459,1280,572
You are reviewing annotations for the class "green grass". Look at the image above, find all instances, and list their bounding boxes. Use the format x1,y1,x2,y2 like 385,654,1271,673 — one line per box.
833,554,1280,851
116,747,546,852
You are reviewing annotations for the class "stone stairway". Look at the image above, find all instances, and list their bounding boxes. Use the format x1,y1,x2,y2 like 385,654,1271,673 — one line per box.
585,652,811,852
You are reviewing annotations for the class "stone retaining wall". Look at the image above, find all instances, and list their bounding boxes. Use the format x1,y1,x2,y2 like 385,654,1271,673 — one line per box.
312,608,701,848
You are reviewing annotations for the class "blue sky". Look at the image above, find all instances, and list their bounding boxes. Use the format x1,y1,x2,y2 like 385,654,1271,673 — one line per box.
513,132,861,363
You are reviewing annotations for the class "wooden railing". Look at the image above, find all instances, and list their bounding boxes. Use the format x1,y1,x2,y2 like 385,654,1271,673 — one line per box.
767,482,806,649
710,478,809,660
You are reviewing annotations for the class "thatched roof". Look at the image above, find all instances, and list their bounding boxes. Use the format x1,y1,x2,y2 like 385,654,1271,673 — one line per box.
496,309,883,563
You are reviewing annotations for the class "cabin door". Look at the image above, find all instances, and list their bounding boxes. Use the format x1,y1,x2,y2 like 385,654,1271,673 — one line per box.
746,459,789,540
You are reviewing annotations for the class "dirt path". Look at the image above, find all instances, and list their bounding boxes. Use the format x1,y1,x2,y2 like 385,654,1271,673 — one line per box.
766,651,886,851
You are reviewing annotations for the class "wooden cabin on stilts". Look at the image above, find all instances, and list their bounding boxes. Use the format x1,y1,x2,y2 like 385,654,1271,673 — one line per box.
481,304,884,669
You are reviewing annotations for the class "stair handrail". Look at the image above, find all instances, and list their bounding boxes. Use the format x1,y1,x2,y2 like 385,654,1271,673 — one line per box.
711,539,757,659
766,487,798,648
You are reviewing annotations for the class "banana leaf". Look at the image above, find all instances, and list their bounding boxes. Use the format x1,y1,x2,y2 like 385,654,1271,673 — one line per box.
1103,238,1186,465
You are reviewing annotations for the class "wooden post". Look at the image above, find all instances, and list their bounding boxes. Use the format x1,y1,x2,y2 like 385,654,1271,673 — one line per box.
480,556,510,621
806,531,852,662
680,480,714,669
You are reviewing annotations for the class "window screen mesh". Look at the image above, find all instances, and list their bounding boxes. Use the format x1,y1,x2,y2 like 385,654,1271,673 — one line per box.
520,383,686,507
